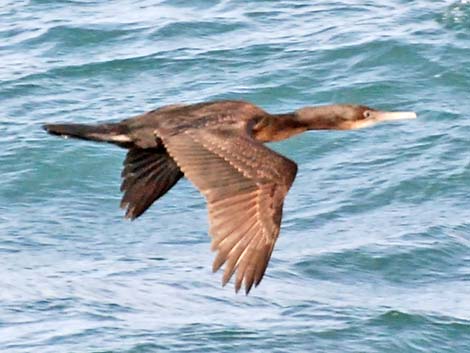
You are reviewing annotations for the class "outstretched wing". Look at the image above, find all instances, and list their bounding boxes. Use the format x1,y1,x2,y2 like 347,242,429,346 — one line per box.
120,147,183,219
162,126,297,294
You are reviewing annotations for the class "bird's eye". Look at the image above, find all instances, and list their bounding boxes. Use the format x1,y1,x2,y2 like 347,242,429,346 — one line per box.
363,111,372,119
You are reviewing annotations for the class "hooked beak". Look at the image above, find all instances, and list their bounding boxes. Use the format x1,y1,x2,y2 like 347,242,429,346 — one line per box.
349,110,417,129
372,111,417,122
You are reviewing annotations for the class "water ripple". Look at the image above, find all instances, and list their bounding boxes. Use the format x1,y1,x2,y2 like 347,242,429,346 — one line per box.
2,1,470,352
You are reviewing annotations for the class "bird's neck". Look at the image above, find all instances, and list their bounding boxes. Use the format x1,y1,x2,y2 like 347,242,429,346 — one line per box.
252,106,341,143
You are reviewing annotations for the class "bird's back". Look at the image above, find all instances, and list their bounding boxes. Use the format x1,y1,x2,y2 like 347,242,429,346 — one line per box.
125,100,268,139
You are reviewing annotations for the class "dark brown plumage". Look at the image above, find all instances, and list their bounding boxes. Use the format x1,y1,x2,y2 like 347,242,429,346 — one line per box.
44,100,416,294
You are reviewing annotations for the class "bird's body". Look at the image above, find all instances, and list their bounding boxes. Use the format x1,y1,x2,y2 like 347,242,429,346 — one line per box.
44,100,416,294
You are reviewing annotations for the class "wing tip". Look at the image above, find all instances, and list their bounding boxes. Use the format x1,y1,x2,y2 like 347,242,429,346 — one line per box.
121,202,138,221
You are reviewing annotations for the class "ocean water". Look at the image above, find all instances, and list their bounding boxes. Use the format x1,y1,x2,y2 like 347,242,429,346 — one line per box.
1,0,470,352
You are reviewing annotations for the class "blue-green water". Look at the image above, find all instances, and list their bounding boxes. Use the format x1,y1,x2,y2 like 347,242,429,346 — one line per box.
1,0,470,352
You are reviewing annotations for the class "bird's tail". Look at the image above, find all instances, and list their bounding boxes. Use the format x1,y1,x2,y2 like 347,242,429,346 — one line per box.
43,122,131,145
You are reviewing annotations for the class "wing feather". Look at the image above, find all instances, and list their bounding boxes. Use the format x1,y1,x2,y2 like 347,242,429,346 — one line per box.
161,125,297,293
120,147,183,219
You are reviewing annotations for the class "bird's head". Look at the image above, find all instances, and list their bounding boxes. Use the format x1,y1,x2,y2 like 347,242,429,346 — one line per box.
295,104,417,130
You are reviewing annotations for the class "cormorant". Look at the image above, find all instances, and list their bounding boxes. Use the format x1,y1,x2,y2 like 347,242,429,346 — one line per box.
44,100,416,294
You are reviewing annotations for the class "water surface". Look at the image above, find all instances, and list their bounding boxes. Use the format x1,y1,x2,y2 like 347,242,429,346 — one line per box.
1,1,470,352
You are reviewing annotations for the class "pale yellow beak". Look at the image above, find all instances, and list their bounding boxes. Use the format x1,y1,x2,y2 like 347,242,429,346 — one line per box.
372,111,417,122
349,110,417,129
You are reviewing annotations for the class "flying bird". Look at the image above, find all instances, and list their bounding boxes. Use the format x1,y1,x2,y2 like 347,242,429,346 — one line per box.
44,100,416,294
